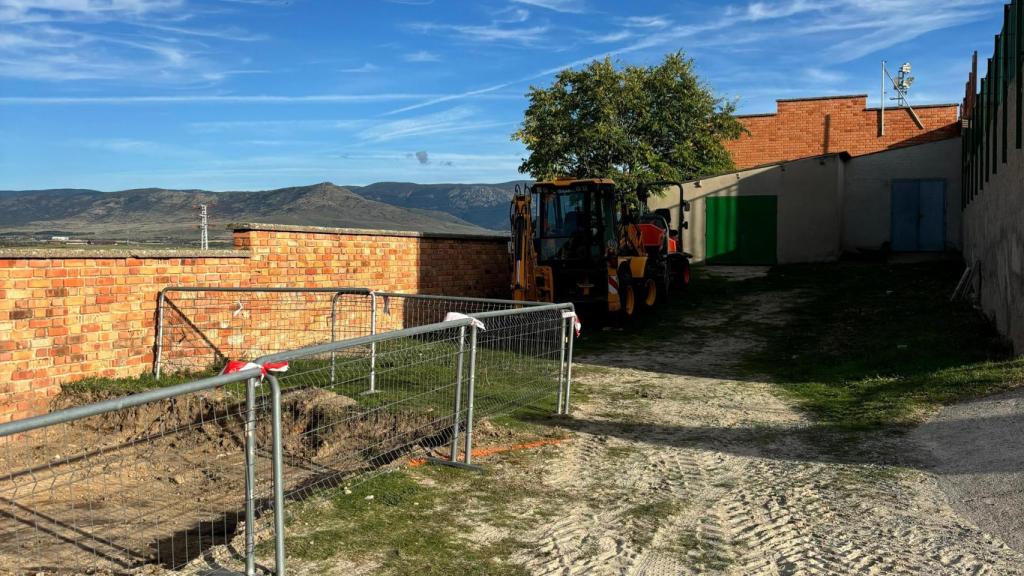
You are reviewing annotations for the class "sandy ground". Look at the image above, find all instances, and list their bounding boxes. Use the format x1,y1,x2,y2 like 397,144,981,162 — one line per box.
912,387,1024,554
503,269,1024,575
204,267,1024,575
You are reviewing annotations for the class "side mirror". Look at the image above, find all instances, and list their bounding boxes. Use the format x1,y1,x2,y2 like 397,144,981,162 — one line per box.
682,222,689,230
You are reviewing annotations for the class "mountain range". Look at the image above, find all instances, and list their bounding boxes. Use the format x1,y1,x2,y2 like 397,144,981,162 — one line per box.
0,181,521,247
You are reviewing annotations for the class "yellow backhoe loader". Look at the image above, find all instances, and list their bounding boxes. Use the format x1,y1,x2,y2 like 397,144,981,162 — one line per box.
510,178,690,323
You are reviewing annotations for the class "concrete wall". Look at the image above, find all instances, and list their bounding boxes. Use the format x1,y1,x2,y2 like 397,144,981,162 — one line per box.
0,224,510,422
843,137,963,252
648,155,845,264
961,60,1024,352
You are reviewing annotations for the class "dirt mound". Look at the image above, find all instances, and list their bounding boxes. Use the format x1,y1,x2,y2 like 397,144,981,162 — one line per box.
1,386,444,574
276,387,443,465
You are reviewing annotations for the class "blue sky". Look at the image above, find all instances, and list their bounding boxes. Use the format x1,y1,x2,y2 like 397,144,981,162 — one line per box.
0,0,1007,191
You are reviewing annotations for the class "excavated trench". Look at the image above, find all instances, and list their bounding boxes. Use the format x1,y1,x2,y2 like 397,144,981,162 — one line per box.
0,387,447,575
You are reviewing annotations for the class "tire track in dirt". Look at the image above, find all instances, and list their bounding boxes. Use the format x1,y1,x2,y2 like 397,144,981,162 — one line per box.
515,271,1024,575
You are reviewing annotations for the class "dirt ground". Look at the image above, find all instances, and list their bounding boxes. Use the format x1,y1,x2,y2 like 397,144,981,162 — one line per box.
262,267,1024,575
494,274,1021,574
912,386,1024,554
11,267,1024,575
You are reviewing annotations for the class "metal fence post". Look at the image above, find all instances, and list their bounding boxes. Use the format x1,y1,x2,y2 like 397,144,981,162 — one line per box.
330,292,340,384
463,325,478,465
556,317,567,415
368,293,378,394
449,325,467,462
266,375,286,576
564,314,575,416
244,376,259,576
154,290,165,379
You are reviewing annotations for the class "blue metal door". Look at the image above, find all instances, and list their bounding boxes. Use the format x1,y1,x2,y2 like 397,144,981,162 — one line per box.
917,180,946,251
890,180,946,252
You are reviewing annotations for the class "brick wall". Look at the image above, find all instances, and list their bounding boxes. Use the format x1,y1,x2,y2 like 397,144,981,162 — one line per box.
726,95,961,169
0,224,509,423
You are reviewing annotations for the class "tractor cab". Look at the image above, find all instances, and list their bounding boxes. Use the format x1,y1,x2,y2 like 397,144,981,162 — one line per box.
531,179,619,306
510,178,691,322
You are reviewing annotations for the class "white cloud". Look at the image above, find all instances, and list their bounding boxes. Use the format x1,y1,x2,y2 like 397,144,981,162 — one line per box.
593,30,631,43
510,0,584,13
390,0,987,116
188,119,367,133
495,7,530,23
0,0,184,24
624,15,670,29
359,106,506,142
409,21,549,45
0,0,272,83
403,50,440,62
805,67,847,83
76,137,198,157
338,63,379,73
0,93,444,104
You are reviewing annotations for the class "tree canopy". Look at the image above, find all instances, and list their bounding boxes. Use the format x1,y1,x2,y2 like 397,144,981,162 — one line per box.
513,53,745,195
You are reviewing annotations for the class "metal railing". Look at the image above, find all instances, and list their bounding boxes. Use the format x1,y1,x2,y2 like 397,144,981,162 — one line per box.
2,292,576,575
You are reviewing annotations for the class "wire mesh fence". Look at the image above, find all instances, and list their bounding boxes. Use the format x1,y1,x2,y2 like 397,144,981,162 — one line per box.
0,368,271,575
154,289,542,380
254,322,471,508
1,290,575,575
156,287,372,377
372,292,542,333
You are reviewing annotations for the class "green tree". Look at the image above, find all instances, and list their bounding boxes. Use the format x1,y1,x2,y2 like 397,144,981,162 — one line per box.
513,52,745,195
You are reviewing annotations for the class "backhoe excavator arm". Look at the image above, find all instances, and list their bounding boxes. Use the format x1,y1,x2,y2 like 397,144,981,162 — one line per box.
510,186,536,301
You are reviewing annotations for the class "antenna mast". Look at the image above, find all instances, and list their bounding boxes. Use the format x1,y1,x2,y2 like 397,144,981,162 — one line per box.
881,60,886,136
198,204,209,250
881,60,923,131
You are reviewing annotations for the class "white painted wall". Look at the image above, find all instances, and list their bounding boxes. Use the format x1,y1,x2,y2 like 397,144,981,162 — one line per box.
843,138,963,252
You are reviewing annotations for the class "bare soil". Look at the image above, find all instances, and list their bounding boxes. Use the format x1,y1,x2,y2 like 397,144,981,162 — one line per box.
500,275,1024,575
244,268,1024,575
0,386,443,575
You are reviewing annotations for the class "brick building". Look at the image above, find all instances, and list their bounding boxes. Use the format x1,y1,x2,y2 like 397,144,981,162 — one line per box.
725,94,961,169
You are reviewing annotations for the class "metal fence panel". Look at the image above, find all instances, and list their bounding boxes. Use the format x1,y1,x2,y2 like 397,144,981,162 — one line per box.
3,290,576,575
0,369,268,574
156,287,372,378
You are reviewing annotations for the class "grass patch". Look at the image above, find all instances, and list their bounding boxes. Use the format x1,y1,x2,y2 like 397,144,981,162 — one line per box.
622,498,682,547
672,531,733,571
60,368,222,396
741,261,1023,430
282,470,530,576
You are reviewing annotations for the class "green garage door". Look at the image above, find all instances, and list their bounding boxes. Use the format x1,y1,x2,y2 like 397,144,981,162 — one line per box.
705,196,777,265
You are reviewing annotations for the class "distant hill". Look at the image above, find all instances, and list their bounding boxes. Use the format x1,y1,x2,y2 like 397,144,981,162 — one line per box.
0,182,499,247
347,181,528,231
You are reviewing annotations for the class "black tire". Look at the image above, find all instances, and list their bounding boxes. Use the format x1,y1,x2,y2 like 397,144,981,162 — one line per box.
677,260,692,291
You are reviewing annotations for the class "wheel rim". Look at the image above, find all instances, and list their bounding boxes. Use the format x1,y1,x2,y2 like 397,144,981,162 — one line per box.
645,279,657,306
624,285,636,315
